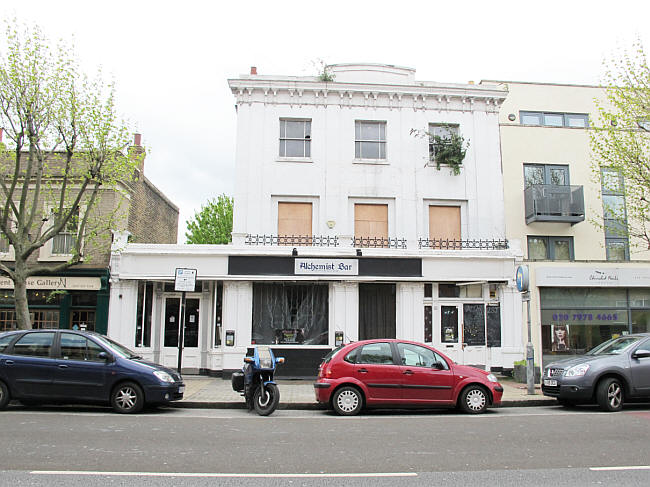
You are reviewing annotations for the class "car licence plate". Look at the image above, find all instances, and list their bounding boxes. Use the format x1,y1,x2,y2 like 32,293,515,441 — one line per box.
543,379,557,387
178,386,185,394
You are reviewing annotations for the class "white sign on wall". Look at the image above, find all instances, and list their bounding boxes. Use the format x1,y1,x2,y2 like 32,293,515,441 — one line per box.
536,267,650,287
174,268,197,292
0,276,102,290
295,258,358,276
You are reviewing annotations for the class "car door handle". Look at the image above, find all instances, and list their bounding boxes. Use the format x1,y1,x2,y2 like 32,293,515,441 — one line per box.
403,369,414,375
58,364,69,369
4,359,14,365
357,368,368,373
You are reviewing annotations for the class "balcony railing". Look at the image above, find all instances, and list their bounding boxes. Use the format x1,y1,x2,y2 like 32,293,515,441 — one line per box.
524,184,585,225
244,235,509,251
245,235,339,247
352,236,408,249
419,238,509,250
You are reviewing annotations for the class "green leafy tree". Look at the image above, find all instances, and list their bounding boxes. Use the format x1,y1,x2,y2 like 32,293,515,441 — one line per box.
590,40,650,252
0,21,139,329
185,194,234,244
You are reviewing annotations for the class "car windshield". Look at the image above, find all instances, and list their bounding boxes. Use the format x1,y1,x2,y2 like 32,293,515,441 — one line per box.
93,334,141,359
585,336,642,356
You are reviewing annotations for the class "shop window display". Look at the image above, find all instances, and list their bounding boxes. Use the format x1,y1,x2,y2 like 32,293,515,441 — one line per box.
252,283,328,345
541,288,650,360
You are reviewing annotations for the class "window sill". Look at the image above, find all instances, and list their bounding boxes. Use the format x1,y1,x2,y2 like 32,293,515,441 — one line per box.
38,254,77,262
353,159,389,165
276,157,313,163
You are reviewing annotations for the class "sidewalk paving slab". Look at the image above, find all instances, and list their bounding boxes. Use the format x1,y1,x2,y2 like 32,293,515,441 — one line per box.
173,376,556,410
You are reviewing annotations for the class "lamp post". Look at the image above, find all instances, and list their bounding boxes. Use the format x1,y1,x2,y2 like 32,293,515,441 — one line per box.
516,265,535,395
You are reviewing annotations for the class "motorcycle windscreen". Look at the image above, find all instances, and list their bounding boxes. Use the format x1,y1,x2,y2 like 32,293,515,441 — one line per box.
257,346,274,369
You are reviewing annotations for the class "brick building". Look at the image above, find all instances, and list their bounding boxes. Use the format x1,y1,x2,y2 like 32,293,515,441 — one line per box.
0,134,179,333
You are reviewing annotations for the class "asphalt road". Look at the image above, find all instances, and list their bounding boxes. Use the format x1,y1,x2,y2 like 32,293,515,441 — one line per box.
1,403,650,486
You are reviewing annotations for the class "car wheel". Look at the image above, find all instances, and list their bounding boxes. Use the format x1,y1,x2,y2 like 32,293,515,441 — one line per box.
332,386,363,416
596,377,624,412
0,380,9,410
111,382,144,414
459,385,488,414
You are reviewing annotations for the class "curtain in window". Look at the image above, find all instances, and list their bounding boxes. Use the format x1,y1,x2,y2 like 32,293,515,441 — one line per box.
252,283,328,345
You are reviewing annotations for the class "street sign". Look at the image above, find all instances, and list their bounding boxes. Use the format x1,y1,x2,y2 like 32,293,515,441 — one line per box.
174,268,197,292
516,265,529,292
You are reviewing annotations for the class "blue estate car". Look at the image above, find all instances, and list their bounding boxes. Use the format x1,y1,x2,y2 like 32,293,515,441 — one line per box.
0,329,184,413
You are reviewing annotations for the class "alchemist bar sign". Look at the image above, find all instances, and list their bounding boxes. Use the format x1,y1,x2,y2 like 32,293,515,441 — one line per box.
0,276,102,290
294,258,359,276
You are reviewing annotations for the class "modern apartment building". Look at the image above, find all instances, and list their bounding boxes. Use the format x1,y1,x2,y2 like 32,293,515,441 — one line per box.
487,80,650,368
108,65,524,376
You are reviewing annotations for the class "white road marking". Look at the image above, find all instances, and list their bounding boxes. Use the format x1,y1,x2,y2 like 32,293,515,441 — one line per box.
590,466,650,471
31,471,417,478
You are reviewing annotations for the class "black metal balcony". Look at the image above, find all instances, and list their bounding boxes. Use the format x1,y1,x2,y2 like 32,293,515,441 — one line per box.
352,236,407,249
245,235,339,247
419,238,509,250
524,184,585,225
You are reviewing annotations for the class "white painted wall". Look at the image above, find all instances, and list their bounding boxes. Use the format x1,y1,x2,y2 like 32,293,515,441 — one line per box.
230,65,507,245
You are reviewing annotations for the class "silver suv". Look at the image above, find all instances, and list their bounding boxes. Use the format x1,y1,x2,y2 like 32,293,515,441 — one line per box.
542,333,650,412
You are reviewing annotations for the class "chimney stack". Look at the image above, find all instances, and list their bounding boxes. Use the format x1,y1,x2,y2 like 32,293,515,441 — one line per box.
134,133,142,146
250,66,257,75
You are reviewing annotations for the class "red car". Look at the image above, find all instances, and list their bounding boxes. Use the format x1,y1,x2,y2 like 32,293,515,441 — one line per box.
314,339,503,415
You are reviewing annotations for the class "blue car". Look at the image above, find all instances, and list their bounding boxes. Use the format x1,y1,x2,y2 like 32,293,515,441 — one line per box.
0,329,184,413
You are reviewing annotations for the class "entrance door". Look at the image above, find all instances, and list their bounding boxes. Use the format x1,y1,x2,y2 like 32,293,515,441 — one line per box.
462,303,487,367
359,284,396,340
438,305,462,363
161,295,201,370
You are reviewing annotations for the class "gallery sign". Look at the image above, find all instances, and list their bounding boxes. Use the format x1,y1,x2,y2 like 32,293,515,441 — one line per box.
0,276,102,290
536,267,650,287
294,258,358,276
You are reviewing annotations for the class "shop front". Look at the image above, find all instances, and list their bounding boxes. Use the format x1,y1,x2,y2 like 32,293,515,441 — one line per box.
536,267,650,366
0,269,109,333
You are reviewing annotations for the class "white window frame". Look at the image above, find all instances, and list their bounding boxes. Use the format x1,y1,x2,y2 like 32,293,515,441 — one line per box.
354,120,387,162
0,219,16,261
38,205,85,262
427,123,460,166
278,118,312,161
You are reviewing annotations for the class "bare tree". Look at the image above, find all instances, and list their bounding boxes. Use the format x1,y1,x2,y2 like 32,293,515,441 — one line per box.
591,40,650,254
0,21,140,329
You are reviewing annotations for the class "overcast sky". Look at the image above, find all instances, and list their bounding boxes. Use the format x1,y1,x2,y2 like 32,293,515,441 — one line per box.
2,0,649,242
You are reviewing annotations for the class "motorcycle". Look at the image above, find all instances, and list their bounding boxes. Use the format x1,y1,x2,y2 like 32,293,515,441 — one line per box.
231,346,284,416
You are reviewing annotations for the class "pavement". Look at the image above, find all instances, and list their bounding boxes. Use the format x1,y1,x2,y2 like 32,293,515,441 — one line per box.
175,375,556,409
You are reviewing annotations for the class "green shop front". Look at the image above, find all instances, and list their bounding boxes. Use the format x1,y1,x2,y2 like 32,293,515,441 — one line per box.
0,269,110,333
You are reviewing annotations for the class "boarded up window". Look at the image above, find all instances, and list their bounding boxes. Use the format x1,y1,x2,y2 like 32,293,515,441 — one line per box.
354,204,388,240
429,205,460,241
278,202,312,243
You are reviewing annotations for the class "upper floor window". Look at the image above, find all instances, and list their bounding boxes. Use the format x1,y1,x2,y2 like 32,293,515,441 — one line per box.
524,164,569,187
355,121,386,160
428,124,459,159
0,233,8,254
279,119,311,158
52,207,79,255
601,168,629,261
520,111,589,128
528,236,574,260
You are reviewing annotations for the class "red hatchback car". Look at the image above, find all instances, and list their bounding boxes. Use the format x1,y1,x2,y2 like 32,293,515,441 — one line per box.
314,339,503,415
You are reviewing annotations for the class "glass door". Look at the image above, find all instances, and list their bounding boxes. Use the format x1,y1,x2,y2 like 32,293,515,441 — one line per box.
437,305,461,363
161,294,201,370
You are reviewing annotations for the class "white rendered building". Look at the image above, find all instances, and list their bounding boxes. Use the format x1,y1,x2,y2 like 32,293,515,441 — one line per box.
108,65,524,376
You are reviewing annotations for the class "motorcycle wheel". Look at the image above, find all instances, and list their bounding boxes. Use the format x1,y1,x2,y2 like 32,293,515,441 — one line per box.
253,383,280,416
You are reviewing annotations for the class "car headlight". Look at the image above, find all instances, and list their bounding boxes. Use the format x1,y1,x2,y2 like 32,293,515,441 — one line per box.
486,373,499,383
153,370,175,383
564,364,590,377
